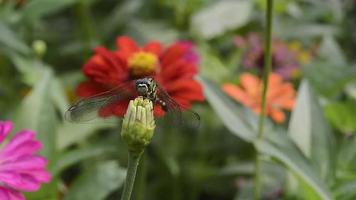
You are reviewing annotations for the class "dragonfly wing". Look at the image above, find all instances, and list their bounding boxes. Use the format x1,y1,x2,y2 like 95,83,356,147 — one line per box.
156,84,200,128
65,82,134,123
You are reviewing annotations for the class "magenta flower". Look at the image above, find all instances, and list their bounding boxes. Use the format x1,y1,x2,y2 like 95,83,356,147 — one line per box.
234,33,310,80
0,121,51,200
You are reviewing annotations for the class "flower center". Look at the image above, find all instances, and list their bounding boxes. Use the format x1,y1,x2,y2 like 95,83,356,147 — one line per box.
128,51,158,77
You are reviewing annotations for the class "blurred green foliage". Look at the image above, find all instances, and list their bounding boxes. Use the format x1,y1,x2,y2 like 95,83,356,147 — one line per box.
0,0,356,200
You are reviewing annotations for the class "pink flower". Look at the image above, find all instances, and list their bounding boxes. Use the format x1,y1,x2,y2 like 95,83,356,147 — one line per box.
0,121,51,200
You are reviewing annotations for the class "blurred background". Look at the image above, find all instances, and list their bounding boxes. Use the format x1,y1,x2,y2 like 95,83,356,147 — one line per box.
0,0,356,199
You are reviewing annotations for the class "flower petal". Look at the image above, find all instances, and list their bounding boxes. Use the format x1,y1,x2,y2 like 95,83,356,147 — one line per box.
0,155,47,171
143,41,162,55
160,43,190,67
116,36,139,59
222,84,256,108
0,121,13,144
0,187,24,200
164,80,204,102
239,73,260,97
269,109,285,123
0,172,41,192
76,81,108,98
2,130,35,151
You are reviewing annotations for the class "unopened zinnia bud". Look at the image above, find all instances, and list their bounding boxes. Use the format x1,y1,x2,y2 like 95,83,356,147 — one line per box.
32,40,47,57
121,97,155,153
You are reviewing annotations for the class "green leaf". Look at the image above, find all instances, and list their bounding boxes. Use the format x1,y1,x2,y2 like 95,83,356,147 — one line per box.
57,121,117,150
64,161,126,200
199,77,256,142
345,82,356,100
337,136,356,173
288,80,335,182
197,44,230,82
276,23,339,39
0,22,30,54
334,181,356,200
14,68,57,159
256,132,333,200
13,68,58,200
50,78,70,117
319,35,347,66
303,62,356,97
325,100,356,134
200,78,332,200
126,20,179,44
191,0,252,39
51,145,117,176
21,0,78,23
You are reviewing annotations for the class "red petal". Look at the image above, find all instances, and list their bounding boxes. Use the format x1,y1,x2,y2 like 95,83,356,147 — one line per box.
83,47,129,85
76,81,107,98
143,41,162,55
116,36,138,53
159,60,198,82
116,36,139,60
164,80,204,102
160,43,189,67
99,100,128,118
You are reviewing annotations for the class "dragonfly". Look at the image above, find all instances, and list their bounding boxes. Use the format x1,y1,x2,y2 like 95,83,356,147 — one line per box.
65,78,200,128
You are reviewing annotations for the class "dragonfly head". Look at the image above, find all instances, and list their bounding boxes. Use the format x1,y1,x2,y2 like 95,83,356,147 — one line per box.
135,78,155,97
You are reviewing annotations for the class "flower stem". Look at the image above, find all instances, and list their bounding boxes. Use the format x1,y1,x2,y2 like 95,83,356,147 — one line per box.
121,151,143,200
254,0,274,199
133,154,147,200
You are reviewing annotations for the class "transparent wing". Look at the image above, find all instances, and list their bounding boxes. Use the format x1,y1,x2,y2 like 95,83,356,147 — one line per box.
156,84,200,129
64,82,134,123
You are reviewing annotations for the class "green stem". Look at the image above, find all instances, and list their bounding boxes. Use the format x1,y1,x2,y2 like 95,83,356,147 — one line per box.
121,151,143,200
133,154,147,200
254,0,274,199
76,0,95,56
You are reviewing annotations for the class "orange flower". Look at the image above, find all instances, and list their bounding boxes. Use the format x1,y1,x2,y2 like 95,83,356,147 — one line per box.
222,73,296,123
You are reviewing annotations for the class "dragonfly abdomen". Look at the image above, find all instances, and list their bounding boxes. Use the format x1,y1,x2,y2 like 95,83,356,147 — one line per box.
156,98,168,112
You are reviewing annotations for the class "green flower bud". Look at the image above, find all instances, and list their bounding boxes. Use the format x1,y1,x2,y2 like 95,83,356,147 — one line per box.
32,40,47,57
121,97,155,153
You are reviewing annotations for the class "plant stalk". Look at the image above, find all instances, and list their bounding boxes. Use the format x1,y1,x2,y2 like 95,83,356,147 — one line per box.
121,151,143,200
254,0,274,199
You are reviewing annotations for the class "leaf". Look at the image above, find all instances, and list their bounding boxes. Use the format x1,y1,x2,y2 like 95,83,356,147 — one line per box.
50,78,70,117
303,61,356,97
200,78,332,200
319,35,347,66
288,80,335,182
325,100,356,134
256,132,333,200
276,23,339,39
51,145,117,176
345,82,356,100
64,161,126,200
21,0,78,23
126,20,179,44
14,68,57,159
197,44,230,82
334,181,356,200
57,121,117,150
13,68,58,200
199,77,256,142
337,136,356,172
0,22,30,54
191,0,252,39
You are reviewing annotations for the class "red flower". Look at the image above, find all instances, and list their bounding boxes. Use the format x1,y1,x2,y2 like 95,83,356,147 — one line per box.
76,36,204,118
